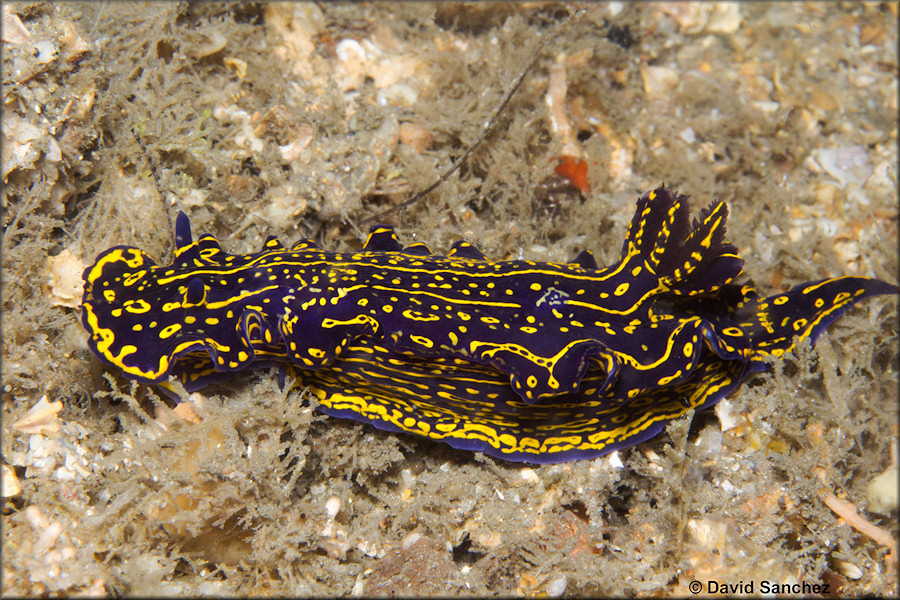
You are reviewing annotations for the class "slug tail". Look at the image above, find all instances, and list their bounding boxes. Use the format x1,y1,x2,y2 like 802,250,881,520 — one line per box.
737,276,898,358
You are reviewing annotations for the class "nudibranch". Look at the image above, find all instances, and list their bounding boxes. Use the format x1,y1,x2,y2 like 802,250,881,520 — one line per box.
81,185,898,462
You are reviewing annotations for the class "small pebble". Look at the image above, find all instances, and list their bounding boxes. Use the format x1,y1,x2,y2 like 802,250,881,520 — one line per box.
400,531,421,549
336,38,367,62
519,467,539,484
407,457,426,475
325,496,341,519
547,575,568,597
606,451,624,469
641,65,679,99
835,560,863,580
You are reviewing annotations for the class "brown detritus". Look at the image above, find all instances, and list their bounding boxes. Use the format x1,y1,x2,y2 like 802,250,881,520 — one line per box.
363,536,456,596
398,122,434,155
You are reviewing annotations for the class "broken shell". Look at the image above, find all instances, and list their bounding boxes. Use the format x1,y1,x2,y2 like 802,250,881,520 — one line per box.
278,126,314,163
706,4,743,34
172,401,202,424
641,65,679,99
31,40,59,64
14,396,63,435
866,465,899,514
187,31,227,59
46,249,86,309
1,464,21,497
810,145,873,189
714,398,739,432
657,3,742,35
2,7,31,44
2,115,44,177
377,81,418,107
223,56,247,78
